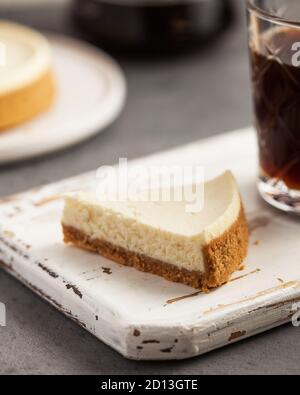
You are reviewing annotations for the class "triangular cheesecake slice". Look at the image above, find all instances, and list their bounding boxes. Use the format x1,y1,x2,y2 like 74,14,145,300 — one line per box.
62,171,249,291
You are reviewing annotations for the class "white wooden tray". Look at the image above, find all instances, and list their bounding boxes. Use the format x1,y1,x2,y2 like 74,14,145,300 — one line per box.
0,127,300,360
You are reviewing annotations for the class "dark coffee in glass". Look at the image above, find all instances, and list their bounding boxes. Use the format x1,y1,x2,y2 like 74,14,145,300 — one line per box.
248,0,300,213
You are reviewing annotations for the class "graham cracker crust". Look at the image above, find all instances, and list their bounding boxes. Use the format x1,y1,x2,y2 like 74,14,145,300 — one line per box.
62,206,249,291
0,70,55,131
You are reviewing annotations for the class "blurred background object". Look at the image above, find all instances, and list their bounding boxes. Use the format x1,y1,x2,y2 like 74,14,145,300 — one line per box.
73,0,234,53
1,0,68,6
2,0,234,54
0,0,127,164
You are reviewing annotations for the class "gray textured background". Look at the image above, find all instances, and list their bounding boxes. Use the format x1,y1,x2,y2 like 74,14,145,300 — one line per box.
0,0,299,375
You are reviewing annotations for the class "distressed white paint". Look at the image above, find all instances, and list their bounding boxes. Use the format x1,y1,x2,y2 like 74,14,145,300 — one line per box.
0,127,300,360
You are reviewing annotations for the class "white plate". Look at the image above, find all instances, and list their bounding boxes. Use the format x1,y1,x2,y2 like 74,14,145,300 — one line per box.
1,127,300,360
0,34,127,164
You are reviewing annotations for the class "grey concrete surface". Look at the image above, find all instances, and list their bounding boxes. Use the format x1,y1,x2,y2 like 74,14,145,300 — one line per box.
0,1,299,375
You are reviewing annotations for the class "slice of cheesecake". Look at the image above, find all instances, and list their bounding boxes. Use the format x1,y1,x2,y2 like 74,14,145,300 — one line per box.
62,171,249,291
0,21,55,131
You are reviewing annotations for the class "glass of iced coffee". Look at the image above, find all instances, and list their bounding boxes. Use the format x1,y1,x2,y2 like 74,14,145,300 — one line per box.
247,0,300,214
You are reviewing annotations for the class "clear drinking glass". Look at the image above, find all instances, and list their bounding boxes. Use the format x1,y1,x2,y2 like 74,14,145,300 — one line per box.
247,0,300,214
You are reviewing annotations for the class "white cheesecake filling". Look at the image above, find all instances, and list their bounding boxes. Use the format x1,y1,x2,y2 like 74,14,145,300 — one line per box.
0,21,52,95
62,172,241,273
